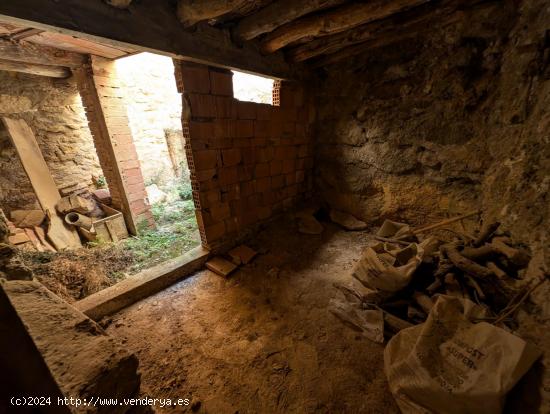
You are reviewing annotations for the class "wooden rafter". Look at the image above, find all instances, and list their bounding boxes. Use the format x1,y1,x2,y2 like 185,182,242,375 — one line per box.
0,58,70,77
0,38,86,67
233,0,346,41
0,0,298,79
312,12,463,67
177,0,251,27
287,0,460,62
261,0,433,54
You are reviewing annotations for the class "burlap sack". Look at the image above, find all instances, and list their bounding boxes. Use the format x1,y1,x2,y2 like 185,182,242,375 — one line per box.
384,295,541,413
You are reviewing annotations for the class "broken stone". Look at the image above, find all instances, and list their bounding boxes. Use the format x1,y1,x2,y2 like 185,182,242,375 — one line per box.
330,209,368,231
10,210,46,228
146,184,167,205
92,188,112,205
228,245,257,265
56,194,95,215
8,232,30,245
206,256,238,277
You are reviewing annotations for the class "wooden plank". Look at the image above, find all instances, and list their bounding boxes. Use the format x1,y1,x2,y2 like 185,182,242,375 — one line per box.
1,118,81,250
0,0,298,79
0,58,70,78
0,38,86,67
28,31,131,59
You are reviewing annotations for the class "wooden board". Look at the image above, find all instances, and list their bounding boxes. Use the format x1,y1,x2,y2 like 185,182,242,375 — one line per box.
1,118,81,250
206,256,238,277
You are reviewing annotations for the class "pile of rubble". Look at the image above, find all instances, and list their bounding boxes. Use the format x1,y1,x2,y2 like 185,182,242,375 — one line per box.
330,213,547,412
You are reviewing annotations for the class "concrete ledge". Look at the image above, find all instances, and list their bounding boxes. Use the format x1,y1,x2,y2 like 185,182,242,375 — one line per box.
75,246,209,320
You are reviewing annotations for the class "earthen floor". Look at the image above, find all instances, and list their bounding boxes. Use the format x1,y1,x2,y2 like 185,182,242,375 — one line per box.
107,219,398,413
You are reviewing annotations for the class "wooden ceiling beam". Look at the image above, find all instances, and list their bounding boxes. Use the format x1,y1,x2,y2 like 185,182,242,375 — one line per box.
0,0,298,80
177,0,251,27
233,0,346,42
312,12,463,67
287,0,460,62
0,38,87,67
261,0,433,54
0,58,70,77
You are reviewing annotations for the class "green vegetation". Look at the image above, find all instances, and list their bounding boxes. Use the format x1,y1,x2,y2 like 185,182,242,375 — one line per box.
123,198,199,272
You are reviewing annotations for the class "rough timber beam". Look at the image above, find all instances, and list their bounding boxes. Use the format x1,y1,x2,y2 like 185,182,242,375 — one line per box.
287,0,460,62
233,0,347,42
0,58,70,78
177,0,250,27
0,38,86,68
0,0,296,79
262,0,432,54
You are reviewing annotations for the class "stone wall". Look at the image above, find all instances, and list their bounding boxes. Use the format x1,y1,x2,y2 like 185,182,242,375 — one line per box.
314,0,549,264
115,53,185,186
0,71,102,212
174,61,315,248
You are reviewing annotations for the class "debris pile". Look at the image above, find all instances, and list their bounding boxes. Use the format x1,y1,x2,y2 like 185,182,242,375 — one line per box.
330,213,547,411
1,188,129,256
206,244,257,277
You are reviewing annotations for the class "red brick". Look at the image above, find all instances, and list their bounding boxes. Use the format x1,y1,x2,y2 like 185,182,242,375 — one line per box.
213,119,235,139
209,202,231,221
285,173,296,186
254,120,269,137
282,122,295,137
255,163,270,178
296,170,305,183
282,159,295,174
193,150,218,171
256,104,271,120
180,64,210,94
199,189,220,208
195,168,217,182
237,101,257,119
240,180,256,196
225,217,239,234
188,93,217,118
255,177,271,192
209,69,233,96
218,166,239,186
220,184,240,202
241,147,257,164
235,120,254,138
233,137,251,148
268,121,283,138
298,144,309,158
257,147,274,163
188,120,214,140
204,221,226,242
238,165,254,181
271,175,285,189
215,96,237,118
222,148,241,167
258,206,272,220
270,160,283,175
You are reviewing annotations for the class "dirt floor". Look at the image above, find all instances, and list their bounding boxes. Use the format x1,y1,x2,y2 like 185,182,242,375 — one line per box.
106,218,399,413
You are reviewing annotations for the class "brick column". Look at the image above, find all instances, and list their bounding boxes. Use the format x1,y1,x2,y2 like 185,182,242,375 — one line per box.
74,56,154,235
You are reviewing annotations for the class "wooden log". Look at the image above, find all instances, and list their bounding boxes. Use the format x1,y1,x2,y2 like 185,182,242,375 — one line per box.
105,0,133,9
261,0,431,54
412,291,433,314
0,38,86,67
413,210,480,235
486,261,508,279
0,58,70,78
234,0,346,41
288,0,456,62
177,0,250,27
0,0,297,80
461,244,499,261
473,221,500,246
441,243,494,279
490,238,531,268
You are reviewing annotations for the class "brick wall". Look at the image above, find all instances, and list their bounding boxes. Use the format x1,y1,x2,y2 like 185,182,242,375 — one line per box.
173,61,314,249
74,56,154,234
